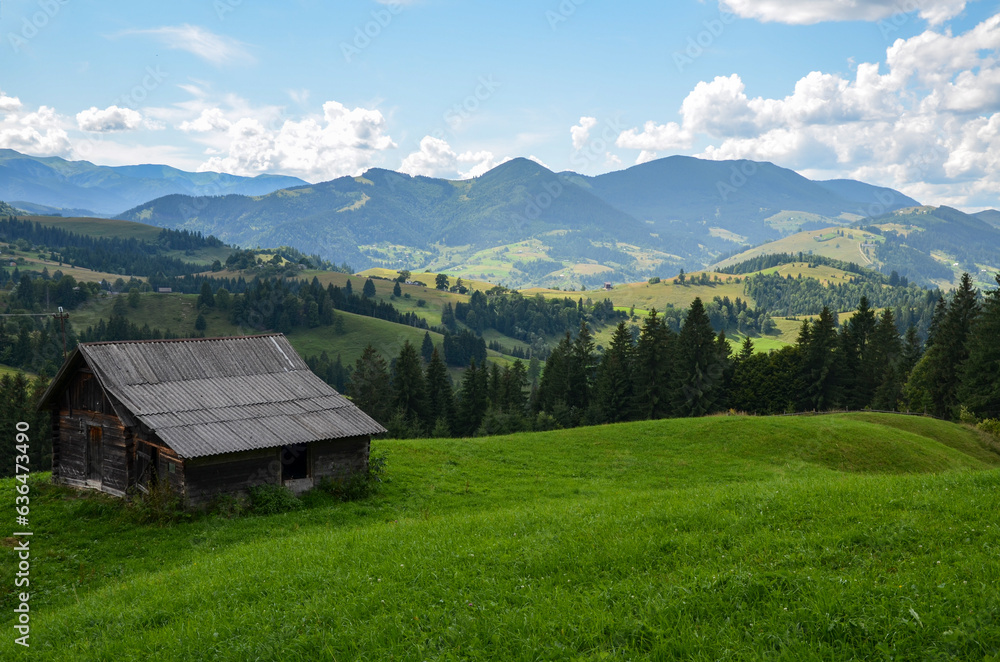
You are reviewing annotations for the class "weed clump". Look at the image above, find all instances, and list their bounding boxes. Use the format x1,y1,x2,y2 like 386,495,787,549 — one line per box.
315,451,388,502
247,484,303,515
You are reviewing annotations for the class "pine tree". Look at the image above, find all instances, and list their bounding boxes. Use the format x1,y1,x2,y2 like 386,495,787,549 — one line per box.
536,332,572,414
844,296,877,408
456,361,489,435
349,345,392,424
500,360,529,414
565,321,596,414
918,273,980,418
958,273,1000,420
393,281,402,297
362,278,377,298
198,281,215,308
631,310,674,420
797,306,843,411
672,298,726,417
594,321,635,423
870,308,904,410
344,279,353,296
420,331,434,362
392,341,427,432
425,347,453,431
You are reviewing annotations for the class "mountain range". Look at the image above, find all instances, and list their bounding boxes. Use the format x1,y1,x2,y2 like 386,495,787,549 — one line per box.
6,148,996,288
0,149,307,217
114,155,920,271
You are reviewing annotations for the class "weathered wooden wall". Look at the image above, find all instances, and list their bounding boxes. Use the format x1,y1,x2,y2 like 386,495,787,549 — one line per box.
312,436,370,480
182,448,281,505
54,411,129,497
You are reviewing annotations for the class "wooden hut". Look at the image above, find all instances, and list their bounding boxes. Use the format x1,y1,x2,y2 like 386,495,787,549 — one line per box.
37,334,386,505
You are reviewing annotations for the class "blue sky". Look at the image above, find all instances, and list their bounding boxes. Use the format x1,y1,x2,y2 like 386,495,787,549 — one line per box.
1,0,999,209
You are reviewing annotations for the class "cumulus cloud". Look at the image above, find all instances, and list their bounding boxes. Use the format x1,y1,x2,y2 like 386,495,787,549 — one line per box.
196,100,396,180
122,24,254,66
0,104,71,156
399,136,503,179
0,91,22,113
570,116,598,150
76,105,143,132
721,0,967,26
179,108,232,133
617,13,1000,207
616,120,691,153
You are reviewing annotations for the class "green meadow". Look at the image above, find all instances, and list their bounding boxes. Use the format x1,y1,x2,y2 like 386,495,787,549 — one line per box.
2,413,999,660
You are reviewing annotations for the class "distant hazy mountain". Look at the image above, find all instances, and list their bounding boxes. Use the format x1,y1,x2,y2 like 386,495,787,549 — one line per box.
0,149,308,216
814,179,920,212
119,155,921,270
562,156,917,245
120,158,653,268
973,209,1000,228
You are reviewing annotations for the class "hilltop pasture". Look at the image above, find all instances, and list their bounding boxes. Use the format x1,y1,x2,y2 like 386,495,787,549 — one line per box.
2,413,999,660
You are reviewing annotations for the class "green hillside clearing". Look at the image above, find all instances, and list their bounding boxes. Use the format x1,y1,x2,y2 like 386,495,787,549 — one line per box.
3,413,998,660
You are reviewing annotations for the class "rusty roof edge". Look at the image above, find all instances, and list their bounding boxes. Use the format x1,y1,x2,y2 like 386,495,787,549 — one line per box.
75,333,285,349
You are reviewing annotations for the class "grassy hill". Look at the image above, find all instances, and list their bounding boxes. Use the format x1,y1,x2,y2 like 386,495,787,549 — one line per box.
713,227,884,270
2,413,998,660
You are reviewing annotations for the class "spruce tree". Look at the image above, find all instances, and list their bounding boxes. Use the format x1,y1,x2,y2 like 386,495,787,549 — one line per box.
420,331,434,362
456,361,489,435
594,321,635,423
921,273,980,418
672,298,726,417
797,306,843,411
958,274,1000,420
392,341,427,431
565,321,596,414
870,308,904,410
362,278,377,298
349,344,392,424
425,347,454,433
198,281,215,308
632,310,674,420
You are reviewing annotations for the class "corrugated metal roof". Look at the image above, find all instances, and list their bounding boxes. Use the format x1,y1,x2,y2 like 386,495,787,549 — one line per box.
63,334,385,459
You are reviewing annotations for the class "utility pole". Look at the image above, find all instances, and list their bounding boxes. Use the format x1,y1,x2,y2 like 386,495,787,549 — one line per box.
53,307,69,361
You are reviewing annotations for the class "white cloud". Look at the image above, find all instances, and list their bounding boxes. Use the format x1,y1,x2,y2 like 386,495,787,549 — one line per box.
570,116,598,150
616,13,1000,207
0,105,71,156
197,100,396,180
721,0,967,26
122,25,254,66
76,105,143,132
0,91,22,113
179,108,232,133
616,120,691,151
399,136,502,179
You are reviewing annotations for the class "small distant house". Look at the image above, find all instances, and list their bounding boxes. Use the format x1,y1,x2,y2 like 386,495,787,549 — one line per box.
157,287,172,293
37,334,385,505
604,282,613,291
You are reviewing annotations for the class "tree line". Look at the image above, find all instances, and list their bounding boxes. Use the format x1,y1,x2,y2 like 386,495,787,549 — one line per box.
341,272,1000,439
